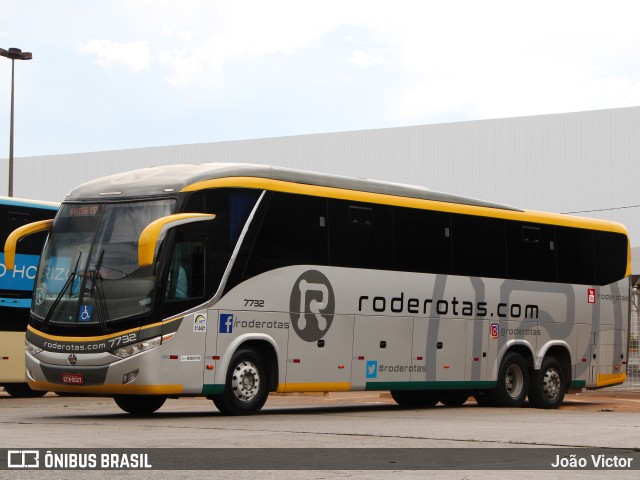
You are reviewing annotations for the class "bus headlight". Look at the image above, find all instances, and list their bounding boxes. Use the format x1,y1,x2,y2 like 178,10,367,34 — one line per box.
25,339,43,356
111,336,162,359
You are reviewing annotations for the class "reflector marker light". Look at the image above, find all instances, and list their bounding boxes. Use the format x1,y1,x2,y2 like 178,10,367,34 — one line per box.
163,333,175,342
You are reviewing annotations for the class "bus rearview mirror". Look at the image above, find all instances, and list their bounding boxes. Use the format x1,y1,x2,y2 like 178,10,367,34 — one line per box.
3,219,54,270
138,213,216,267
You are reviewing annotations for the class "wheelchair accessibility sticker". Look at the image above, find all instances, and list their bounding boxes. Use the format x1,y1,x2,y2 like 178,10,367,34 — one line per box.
79,305,93,322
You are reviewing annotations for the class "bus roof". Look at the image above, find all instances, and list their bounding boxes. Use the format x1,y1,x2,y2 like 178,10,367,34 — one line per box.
0,196,59,210
67,162,521,211
64,163,628,234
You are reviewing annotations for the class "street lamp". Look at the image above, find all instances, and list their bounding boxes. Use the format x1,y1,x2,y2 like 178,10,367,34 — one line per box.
0,47,32,197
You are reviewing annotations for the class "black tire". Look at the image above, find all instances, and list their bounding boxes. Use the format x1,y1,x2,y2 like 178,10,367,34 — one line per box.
390,390,440,407
113,395,166,415
488,352,529,407
528,356,566,409
211,348,269,415
440,390,469,406
3,383,47,398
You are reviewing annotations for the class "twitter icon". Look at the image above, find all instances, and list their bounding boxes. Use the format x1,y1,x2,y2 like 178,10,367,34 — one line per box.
366,360,378,379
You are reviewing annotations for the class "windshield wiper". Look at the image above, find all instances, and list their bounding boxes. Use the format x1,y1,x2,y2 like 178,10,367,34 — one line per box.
42,251,83,327
90,249,109,331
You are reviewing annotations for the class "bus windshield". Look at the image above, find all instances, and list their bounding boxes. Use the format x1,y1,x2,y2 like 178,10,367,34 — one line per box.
32,199,175,326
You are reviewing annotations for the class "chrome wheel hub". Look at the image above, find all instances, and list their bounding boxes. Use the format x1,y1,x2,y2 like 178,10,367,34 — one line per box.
505,364,524,399
542,368,561,400
231,360,260,402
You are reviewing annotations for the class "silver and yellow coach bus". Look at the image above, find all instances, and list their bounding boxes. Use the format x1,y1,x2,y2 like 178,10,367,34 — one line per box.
4,164,630,414
0,196,58,397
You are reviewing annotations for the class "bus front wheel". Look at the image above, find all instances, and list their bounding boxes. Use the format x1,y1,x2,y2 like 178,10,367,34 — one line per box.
211,348,269,415
113,395,166,415
489,352,529,407
528,356,566,409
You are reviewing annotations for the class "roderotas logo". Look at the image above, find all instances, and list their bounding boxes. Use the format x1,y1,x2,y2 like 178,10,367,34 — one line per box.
289,270,335,342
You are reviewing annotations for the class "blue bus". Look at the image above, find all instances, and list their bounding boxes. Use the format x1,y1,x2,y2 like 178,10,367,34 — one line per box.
0,196,58,397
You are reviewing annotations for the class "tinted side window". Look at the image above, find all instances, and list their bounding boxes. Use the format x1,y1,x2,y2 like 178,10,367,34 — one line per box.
328,200,393,270
506,222,557,282
165,240,206,301
243,192,328,277
556,227,595,284
183,188,261,289
161,228,210,319
394,207,452,274
595,231,628,285
452,215,506,278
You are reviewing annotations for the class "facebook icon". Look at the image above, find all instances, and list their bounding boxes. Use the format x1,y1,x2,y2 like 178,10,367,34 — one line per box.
219,314,234,333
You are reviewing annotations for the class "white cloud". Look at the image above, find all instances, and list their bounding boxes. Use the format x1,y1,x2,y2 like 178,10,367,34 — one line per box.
71,1,640,121
143,0,381,86
79,39,150,72
373,1,640,122
344,51,385,69
160,28,194,42
156,47,207,87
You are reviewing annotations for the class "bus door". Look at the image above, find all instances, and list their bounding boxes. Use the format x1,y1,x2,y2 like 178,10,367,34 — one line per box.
590,328,626,385
161,229,211,393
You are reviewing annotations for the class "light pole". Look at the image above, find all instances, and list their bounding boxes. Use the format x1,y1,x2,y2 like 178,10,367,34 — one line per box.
0,47,32,197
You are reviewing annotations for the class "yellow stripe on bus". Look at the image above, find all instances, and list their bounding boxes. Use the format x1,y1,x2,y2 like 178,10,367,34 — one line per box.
595,372,627,388
27,316,183,343
277,382,351,393
181,177,629,233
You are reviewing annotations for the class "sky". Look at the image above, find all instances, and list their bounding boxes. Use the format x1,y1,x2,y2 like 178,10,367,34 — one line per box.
1,1,640,158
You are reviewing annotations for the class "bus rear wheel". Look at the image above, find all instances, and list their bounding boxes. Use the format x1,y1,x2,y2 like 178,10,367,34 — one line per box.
390,390,440,407
2,383,47,398
113,395,166,415
528,356,566,409
211,348,269,415
489,352,529,407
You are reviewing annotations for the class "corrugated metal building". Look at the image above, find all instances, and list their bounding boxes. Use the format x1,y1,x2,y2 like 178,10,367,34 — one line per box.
2,106,639,248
